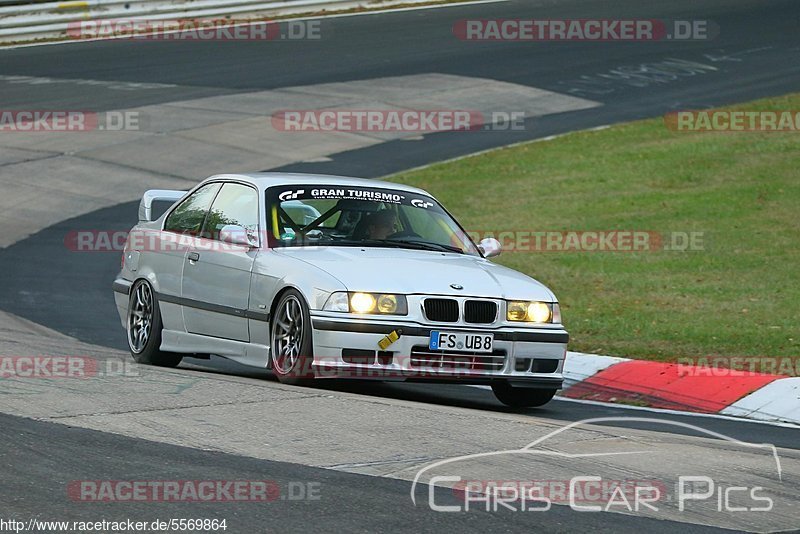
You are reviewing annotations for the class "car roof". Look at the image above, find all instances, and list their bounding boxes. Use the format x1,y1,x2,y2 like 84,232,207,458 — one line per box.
203,172,432,197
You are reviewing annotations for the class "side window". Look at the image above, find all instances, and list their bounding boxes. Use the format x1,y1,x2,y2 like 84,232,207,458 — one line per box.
163,183,221,235
203,183,259,241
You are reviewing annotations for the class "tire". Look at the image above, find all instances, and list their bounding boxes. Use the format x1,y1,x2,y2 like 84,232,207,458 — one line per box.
491,381,556,408
127,280,182,368
270,289,314,386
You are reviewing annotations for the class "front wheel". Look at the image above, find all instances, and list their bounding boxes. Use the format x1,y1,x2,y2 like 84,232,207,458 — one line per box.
491,382,556,408
270,290,314,386
127,280,182,368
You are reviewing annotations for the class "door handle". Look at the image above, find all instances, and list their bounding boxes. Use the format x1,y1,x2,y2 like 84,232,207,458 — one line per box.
187,252,200,262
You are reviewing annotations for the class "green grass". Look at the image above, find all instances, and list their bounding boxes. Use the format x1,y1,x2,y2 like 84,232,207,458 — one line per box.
389,94,800,368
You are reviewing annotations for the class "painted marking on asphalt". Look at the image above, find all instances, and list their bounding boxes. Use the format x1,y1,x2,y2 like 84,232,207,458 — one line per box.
559,47,776,97
560,57,721,96
0,75,177,90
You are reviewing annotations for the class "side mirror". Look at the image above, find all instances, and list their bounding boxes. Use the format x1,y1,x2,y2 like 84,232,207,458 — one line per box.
478,237,502,258
219,225,258,248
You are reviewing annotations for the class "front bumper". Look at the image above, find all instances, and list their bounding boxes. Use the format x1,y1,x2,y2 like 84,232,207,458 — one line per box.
310,315,568,388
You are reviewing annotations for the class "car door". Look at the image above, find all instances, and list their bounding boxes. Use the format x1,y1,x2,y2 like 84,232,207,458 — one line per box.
181,181,260,342
156,182,222,333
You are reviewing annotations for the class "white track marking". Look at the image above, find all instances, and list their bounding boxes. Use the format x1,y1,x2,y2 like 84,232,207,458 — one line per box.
562,351,629,387
0,74,177,90
721,377,800,425
553,396,800,429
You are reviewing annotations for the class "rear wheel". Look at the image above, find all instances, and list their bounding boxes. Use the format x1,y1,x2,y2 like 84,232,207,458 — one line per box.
270,290,314,385
127,280,182,368
491,381,556,408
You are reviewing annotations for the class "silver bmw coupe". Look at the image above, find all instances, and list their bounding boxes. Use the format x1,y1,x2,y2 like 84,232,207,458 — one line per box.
113,173,569,407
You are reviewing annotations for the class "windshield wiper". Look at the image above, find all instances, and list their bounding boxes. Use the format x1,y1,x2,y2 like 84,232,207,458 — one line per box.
367,239,465,254
279,238,465,254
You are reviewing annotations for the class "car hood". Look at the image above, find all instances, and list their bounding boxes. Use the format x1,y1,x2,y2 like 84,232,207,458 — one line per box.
274,247,556,301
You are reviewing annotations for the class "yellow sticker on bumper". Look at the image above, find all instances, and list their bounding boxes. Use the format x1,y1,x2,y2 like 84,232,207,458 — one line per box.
378,330,400,350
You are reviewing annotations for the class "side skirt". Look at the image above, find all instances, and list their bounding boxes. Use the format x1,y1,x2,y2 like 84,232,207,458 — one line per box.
160,330,270,368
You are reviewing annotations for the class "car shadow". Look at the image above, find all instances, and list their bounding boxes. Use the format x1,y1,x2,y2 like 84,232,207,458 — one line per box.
178,355,560,415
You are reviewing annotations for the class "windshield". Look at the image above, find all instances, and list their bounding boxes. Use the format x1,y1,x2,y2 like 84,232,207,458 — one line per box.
266,185,480,256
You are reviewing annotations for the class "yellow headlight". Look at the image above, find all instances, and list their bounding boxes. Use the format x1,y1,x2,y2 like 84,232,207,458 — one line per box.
507,301,530,321
350,292,376,313
507,301,552,323
376,294,398,314
527,302,552,323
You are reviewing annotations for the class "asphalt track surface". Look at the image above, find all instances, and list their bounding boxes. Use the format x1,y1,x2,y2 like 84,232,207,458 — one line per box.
0,412,730,534
1,0,800,532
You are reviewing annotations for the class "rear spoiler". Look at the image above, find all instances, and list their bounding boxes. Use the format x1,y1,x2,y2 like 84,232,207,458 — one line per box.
138,189,186,222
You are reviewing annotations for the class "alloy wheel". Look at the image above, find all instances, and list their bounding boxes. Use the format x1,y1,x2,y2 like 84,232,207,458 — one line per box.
128,282,154,353
272,295,305,374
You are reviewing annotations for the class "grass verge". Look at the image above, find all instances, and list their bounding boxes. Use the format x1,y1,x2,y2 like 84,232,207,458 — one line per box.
390,93,800,372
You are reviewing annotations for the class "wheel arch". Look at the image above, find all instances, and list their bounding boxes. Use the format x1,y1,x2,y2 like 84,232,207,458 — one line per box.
128,272,181,334
269,284,308,328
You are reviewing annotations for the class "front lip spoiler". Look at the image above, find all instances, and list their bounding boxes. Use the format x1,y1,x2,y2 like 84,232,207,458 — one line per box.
311,363,564,388
311,319,569,344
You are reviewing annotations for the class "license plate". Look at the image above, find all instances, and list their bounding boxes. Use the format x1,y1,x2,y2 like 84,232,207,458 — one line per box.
429,331,494,353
